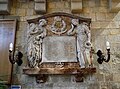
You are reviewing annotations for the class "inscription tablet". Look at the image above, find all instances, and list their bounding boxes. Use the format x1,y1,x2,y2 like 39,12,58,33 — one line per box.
42,36,77,62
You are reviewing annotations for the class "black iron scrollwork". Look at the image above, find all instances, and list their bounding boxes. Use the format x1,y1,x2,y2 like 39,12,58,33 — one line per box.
9,50,23,66
97,49,110,64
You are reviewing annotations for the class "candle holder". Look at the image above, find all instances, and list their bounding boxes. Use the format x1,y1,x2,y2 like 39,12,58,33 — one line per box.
96,49,110,64
9,49,23,66
96,41,110,64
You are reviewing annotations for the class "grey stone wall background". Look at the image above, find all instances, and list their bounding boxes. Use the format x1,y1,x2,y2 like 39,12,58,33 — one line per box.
2,0,120,89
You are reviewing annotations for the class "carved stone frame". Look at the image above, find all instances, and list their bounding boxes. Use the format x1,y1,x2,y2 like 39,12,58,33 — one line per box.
23,12,96,83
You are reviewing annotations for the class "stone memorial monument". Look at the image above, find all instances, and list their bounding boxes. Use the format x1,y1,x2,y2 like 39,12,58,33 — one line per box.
23,12,96,83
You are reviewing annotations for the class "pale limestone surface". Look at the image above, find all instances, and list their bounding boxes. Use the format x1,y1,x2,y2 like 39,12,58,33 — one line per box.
42,36,77,62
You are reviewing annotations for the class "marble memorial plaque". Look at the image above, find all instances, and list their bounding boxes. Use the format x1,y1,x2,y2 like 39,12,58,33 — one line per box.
42,36,77,62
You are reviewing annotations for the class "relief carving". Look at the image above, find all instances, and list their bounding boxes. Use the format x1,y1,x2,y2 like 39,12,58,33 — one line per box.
67,19,92,68
49,16,67,35
26,14,92,68
24,13,96,82
27,19,47,68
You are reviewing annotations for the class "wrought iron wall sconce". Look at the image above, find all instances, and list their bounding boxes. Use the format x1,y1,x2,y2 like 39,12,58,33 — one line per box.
9,43,23,85
9,43,23,66
96,41,110,64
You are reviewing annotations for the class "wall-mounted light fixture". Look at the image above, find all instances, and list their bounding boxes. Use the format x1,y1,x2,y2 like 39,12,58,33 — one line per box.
9,43,23,66
97,41,110,64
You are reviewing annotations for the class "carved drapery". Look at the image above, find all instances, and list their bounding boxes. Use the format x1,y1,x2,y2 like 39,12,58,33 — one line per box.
27,19,47,67
67,19,92,68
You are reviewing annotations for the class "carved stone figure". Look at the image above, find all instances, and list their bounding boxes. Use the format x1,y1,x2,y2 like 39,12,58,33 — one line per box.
50,16,67,35
27,23,35,40
67,19,92,68
27,19,47,68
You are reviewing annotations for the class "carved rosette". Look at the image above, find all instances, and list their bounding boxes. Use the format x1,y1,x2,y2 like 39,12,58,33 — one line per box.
50,16,67,35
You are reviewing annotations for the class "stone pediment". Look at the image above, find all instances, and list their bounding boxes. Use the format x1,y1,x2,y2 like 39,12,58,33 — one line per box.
27,12,91,24
27,12,91,37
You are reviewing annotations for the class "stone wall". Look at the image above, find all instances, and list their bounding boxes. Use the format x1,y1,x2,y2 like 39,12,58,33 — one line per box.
1,0,120,89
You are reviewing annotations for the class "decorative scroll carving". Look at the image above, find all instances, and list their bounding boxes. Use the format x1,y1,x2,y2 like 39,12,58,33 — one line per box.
27,19,47,68
49,16,67,35
67,19,92,68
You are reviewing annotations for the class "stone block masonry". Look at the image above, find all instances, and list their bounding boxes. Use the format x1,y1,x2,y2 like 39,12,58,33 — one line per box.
0,0,10,14
2,0,120,89
34,0,46,14
71,0,82,13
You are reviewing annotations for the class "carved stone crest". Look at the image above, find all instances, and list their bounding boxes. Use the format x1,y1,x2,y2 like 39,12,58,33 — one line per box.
50,16,67,35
